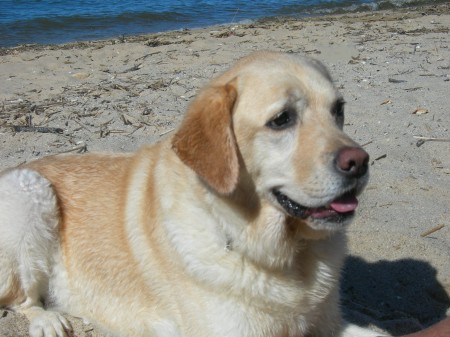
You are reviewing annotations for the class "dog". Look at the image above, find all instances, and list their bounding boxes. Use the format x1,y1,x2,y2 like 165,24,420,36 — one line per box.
0,51,381,337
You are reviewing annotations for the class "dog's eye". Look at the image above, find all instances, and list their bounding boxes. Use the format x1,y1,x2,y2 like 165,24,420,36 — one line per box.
332,100,345,125
332,100,345,119
266,110,295,130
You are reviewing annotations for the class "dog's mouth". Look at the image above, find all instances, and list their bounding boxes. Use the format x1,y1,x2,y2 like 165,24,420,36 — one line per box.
272,189,358,222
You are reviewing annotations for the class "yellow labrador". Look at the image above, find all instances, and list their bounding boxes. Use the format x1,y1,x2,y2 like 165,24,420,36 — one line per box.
0,52,380,337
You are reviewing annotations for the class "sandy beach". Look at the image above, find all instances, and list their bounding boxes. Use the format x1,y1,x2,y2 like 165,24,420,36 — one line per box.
1,4,449,337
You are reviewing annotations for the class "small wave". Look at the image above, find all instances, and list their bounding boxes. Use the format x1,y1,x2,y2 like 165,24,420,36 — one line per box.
0,10,194,47
9,10,191,30
276,0,444,16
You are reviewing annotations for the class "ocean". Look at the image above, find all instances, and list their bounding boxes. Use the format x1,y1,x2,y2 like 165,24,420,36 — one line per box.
0,0,442,47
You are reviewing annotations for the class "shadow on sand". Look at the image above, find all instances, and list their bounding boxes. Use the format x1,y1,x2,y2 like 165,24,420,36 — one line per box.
341,256,450,335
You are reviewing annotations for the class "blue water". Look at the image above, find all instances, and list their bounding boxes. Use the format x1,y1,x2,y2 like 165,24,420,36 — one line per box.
0,0,437,47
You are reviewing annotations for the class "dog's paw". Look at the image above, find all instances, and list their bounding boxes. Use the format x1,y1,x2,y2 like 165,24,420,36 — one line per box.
28,310,72,337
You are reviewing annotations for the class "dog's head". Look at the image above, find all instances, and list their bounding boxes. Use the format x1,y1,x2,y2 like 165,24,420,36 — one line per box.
172,51,369,233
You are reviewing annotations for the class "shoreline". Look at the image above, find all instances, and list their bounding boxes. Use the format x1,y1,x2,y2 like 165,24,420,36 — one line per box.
1,3,449,56
1,4,449,337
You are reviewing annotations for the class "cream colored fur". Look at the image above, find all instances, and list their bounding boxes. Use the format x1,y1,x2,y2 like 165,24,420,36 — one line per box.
0,52,383,337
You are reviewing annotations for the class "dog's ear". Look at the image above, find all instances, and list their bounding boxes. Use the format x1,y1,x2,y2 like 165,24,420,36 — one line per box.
172,81,238,195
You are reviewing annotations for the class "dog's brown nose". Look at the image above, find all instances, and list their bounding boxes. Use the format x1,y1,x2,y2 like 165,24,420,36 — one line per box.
335,147,369,178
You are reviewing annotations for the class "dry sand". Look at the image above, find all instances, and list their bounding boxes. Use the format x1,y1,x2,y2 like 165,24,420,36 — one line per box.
0,4,449,337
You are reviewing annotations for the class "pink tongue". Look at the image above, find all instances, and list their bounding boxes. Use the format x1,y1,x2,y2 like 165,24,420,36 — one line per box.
330,195,358,213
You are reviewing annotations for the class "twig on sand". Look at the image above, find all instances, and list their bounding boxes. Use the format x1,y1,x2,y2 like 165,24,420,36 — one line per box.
374,154,387,161
414,136,450,147
121,63,143,73
58,142,87,154
12,125,64,134
413,136,450,142
160,128,175,137
361,140,373,147
421,224,445,238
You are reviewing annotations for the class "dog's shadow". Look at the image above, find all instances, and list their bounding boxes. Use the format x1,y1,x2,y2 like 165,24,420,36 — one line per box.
341,256,450,335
